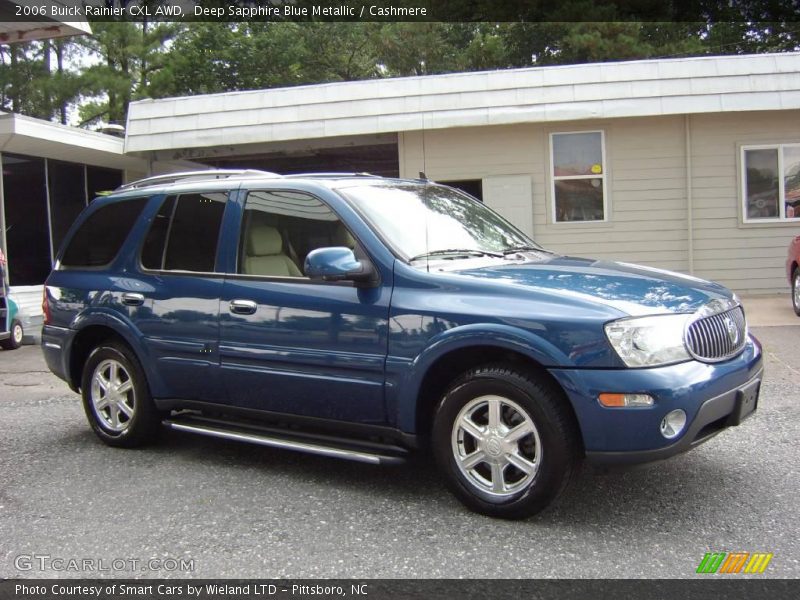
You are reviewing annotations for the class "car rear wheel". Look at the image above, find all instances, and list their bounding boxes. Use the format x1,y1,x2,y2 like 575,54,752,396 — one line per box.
432,364,581,519
793,270,800,316
1,319,23,350
80,343,160,447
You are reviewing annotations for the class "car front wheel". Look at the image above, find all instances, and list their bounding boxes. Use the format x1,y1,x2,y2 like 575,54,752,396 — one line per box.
80,343,160,447
793,269,800,316
432,364,581,519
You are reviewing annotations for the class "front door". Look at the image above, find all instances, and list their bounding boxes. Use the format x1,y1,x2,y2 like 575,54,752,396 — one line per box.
219,189,390,424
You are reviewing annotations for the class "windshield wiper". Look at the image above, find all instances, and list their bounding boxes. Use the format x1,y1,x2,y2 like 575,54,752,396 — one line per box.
502,245,549,255
409,248,504,262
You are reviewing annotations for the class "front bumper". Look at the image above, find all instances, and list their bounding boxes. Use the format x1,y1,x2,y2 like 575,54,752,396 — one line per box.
549,334,763,464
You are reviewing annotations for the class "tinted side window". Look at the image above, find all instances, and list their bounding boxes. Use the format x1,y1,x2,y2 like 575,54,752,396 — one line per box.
60,198,147,268
239,190,355,277
140,193,226,272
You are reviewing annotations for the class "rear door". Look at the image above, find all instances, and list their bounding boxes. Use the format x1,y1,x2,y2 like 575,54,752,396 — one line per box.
130,191,228,402
218,188,391,424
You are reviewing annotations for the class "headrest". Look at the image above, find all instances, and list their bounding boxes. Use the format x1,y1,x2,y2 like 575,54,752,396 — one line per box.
247,224,283,256
333,223,356,249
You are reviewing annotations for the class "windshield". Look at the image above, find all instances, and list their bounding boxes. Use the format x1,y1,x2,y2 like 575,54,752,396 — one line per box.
340,183,542,262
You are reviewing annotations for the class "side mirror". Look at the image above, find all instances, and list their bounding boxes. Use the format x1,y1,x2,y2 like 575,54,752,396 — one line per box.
304,247,376,285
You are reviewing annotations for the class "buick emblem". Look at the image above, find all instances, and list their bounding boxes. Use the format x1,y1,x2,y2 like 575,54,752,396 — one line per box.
723,315,739,345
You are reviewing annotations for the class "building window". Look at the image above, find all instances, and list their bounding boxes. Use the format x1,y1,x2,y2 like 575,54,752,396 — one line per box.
1,153,51,285
48,159,87,256
0,152,124,285
742,144,800,222
550,131,606,223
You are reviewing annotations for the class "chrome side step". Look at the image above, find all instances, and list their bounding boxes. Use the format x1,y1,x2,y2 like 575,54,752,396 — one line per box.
163,419,407,465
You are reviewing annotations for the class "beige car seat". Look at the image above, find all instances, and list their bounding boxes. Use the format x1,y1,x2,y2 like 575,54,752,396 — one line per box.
243,222,302,277
333,223,356,250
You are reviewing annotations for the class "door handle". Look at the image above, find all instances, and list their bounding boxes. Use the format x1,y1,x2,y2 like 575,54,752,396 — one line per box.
121,292,145,306
229,299,257,315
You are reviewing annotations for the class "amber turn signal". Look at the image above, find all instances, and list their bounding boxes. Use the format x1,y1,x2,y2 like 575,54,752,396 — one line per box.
598,393,654,407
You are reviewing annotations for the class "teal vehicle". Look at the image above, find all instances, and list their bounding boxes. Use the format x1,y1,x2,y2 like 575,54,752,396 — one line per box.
0,255,24,350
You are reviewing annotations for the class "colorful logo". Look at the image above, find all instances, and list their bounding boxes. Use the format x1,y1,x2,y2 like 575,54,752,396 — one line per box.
696,552,773,574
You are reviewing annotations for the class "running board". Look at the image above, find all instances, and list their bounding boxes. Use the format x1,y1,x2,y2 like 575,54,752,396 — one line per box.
163,417,408,466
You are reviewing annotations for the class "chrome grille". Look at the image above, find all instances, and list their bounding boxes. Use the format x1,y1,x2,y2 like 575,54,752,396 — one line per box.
685,306,747,362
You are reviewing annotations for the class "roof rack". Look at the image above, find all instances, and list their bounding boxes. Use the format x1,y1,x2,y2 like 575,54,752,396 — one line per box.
283,172,381,179
115,169,282,191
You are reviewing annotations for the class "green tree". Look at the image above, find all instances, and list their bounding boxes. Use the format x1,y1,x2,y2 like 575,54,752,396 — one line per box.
153,22,383,97
500,22,709,67
43,39,84,124
76,20,179,127
148,22,238,96
0,40,81,122
293,22,383,82
0,42,41,115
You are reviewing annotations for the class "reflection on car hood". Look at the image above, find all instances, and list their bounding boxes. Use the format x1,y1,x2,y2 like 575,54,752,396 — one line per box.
457,255,733,316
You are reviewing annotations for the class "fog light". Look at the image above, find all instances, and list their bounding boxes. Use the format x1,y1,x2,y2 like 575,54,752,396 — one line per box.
598,393,654,407
660,409,687,439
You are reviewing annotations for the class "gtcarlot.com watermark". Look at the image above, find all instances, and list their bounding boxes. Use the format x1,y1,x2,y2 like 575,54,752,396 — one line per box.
14,554,195,573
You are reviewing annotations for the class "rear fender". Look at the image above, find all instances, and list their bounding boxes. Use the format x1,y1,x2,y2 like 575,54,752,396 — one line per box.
69,309,167,396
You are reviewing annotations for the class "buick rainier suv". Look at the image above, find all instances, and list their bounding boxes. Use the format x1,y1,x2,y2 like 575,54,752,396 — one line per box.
42,170,763,518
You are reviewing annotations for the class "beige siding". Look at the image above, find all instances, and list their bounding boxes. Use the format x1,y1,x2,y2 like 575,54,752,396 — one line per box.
399,116,691,275
397,111,800,293
483,176,534,237
690,111,800,294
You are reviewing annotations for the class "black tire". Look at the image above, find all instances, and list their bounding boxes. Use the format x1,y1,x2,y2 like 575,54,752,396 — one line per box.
432,364,581,519
80,342,160,448
793,269,800,317
0,319,23,350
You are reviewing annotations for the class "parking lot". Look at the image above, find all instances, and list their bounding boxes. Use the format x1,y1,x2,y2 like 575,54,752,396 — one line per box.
1,299,798,579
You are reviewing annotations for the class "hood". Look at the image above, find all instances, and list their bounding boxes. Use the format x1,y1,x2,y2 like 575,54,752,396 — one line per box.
457,255,733,317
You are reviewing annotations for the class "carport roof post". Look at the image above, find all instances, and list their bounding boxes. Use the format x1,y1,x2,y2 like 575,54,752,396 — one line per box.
124,52,800,154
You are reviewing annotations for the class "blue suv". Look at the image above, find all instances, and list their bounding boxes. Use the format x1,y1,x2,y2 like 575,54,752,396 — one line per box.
42,170,763,518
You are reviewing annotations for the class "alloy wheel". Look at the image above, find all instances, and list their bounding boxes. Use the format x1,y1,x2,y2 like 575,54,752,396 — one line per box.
451,395,542,497
90,359,136,432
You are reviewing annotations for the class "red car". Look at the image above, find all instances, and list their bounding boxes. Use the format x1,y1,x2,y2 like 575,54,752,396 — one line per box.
788,235,800,316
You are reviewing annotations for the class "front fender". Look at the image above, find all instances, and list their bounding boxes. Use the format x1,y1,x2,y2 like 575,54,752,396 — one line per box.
6,296,19,323
390,323,571,433
69,309,167,396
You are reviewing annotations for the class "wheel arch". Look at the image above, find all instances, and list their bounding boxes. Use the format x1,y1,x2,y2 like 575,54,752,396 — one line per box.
67,312,158,394
394,324,581,444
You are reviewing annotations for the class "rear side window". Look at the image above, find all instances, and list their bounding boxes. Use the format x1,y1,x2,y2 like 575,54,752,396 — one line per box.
140,193,226,272
60,198,147,268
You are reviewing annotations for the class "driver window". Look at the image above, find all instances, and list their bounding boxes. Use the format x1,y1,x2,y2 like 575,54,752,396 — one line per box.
239,190,356,278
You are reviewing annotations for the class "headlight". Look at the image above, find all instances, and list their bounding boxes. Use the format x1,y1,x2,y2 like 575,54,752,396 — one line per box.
604,314,692,367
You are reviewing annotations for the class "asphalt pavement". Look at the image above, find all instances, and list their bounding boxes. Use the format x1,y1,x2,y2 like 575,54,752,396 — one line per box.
1,316,798,579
